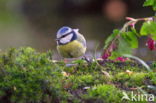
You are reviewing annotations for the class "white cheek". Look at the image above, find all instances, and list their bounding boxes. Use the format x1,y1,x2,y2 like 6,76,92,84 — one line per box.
60,34,73,44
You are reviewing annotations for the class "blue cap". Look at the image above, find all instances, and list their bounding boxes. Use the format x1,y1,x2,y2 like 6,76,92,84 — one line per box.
57,26,72,38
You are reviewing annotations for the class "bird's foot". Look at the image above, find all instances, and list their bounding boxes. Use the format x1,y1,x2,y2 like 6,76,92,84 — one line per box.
82,56,91,63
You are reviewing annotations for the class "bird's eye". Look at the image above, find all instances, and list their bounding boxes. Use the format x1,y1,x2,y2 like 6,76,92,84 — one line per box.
61,35,66,38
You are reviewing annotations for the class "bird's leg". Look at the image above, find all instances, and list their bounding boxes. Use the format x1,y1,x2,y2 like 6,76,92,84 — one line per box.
82,56,91,63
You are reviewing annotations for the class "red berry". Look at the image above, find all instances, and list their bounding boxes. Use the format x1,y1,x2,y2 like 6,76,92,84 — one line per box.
146,37,156,51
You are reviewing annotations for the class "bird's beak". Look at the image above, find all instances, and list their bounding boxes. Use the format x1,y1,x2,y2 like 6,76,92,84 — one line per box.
55,38,60,41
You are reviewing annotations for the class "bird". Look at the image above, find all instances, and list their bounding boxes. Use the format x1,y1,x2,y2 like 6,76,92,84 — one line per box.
56,26,86,58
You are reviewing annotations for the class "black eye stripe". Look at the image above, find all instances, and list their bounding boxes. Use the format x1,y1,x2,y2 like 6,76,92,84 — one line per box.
57,31,77,45
60,31,74,39
61,35,66,38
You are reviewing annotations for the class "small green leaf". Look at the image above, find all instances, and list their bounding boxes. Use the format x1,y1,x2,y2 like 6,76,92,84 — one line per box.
121,32,138,48
143,0,156,11
109,52,120,60
109,38,132,60
153,1,156,10
140,21,156,37
151,34,156,40
131,28,140,37
117,38,132,55
143,0,154,6
104,29,119,49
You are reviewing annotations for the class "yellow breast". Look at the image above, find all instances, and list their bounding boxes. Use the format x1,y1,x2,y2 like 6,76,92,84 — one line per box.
57,40,86,58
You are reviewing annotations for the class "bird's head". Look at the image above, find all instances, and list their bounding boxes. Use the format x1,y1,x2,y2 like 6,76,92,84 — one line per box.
56,26,78,45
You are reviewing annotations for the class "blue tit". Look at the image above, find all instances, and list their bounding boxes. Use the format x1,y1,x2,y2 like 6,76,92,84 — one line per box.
56,26,86,58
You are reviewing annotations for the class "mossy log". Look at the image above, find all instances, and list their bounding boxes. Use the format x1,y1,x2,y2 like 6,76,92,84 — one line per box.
0,47,155,103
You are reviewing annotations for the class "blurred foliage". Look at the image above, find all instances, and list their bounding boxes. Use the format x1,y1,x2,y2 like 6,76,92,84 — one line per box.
144,0,156,11
0,0,23,25
103,2,156,60
140,21,156,40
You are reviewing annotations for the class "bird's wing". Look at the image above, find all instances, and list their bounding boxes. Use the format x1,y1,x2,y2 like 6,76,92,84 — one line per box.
77,33,86,47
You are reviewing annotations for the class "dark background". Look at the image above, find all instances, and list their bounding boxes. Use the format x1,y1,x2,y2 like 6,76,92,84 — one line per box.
0,0,155,60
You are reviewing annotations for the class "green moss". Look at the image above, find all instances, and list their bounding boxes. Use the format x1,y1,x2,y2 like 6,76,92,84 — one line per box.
83,84,123,103
113,72,147,87
0,47,69,103
147,72,156,85
64,73,108,90
0,47,155,103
